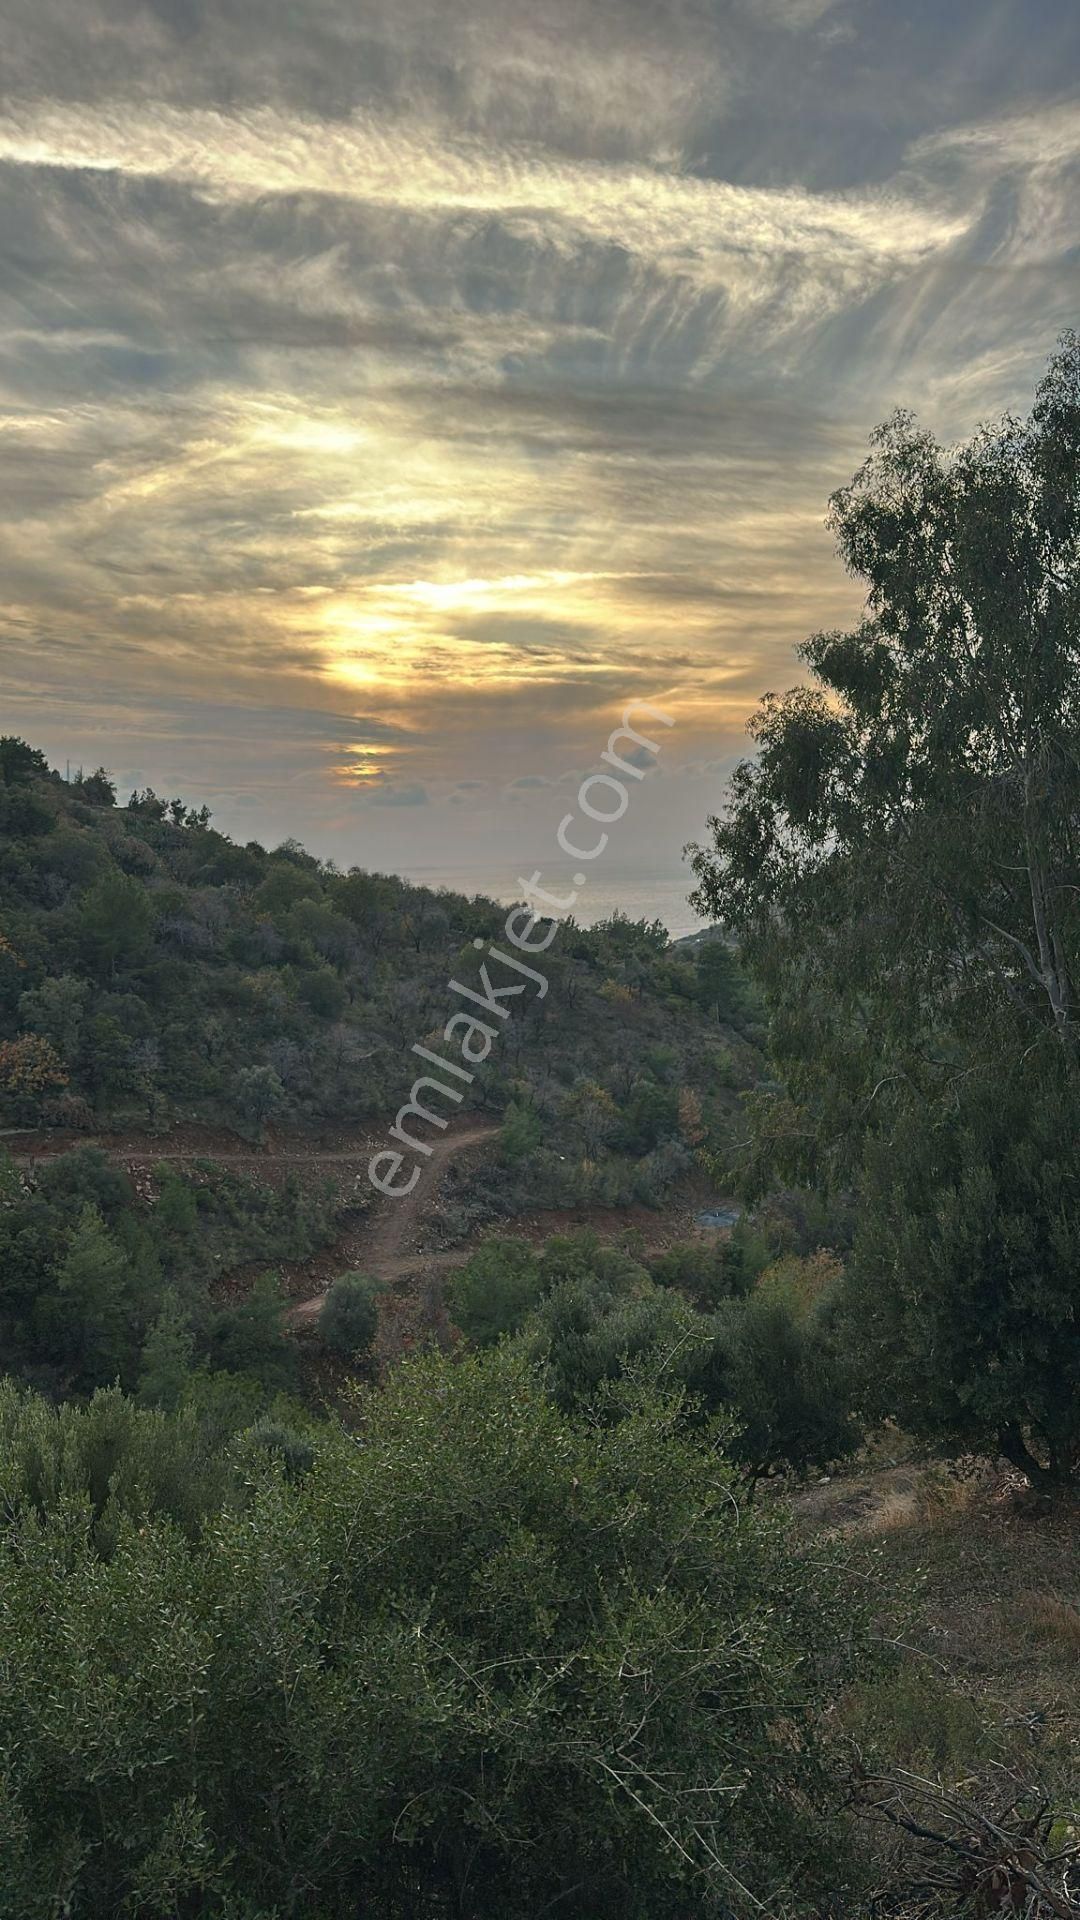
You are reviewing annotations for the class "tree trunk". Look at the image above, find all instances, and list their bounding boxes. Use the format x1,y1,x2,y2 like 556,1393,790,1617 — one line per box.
997,1423,1062,1490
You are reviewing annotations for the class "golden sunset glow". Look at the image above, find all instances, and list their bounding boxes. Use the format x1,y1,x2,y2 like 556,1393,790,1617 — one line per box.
2,0,1078,878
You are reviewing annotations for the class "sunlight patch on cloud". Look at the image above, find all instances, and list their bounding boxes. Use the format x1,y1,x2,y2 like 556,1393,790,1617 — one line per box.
2,18,1075,872
0,100,972,326
911,95,1080,172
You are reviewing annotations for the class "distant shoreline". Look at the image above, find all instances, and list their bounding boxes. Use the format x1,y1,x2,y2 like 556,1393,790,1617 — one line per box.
397,866,704,938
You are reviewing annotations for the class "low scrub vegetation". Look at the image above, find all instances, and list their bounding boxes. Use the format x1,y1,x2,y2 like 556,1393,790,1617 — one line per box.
0,1352,867,1920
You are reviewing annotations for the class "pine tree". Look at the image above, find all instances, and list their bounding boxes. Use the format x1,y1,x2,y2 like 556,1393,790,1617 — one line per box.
54,1204,132,1387
138,1294,194,1414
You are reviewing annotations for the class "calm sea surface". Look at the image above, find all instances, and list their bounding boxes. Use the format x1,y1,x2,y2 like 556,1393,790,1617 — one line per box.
403,866,704,939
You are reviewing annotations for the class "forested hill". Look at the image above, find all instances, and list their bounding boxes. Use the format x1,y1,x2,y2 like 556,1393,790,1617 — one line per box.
0,737,759,1205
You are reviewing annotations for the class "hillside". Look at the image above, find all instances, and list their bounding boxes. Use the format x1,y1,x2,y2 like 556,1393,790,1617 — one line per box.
0,734,767,1405
2,723,1077,1920
0,736,759,1214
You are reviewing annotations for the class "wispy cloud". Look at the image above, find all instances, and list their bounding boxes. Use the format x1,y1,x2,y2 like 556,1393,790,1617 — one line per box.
1,0,1078,877
0,100,969,311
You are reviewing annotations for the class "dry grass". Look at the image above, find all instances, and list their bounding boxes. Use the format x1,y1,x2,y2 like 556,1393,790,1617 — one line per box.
840,1474,1080,1800
910,1467,984,1530
864,1488,920,1534
1016,1589,1080,1659
862,1471,979,1534
821,1464,1080,1914
797,1458,989,1539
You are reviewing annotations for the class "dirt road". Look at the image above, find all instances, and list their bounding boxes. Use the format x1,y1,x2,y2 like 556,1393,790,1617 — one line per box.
6,1116,713,1327
287,1121,497,1323
3,1126,380,1168
5,1115,500,1321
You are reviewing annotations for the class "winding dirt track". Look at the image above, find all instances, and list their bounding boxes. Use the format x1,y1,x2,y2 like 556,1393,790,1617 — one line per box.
3,1117,500,1325
6,1117,713,1327
287,1121,497,1323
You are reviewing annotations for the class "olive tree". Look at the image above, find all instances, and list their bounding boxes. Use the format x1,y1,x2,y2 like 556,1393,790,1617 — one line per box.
0,1352,866,1918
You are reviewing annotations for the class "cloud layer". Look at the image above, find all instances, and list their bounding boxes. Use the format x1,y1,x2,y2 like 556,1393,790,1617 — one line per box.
2,0,1079,881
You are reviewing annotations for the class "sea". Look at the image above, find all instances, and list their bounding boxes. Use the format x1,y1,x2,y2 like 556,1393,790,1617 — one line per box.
402,865,705,939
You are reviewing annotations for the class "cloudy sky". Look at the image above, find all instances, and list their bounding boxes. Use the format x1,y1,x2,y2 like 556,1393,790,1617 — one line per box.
2,0,1079,894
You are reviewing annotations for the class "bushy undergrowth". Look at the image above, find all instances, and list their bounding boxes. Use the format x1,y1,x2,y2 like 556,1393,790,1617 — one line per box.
0,1143,324,1403
0,1350,868,1920
448,1227,860,1484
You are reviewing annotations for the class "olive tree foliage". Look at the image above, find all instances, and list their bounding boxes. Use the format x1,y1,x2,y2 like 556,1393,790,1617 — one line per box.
0,1352,864,1920
450,1230,856,1483
688,336,1080,1480
844,1070,1080,1487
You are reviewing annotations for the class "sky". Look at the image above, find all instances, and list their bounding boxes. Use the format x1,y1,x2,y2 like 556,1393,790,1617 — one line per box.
1,0,1079,899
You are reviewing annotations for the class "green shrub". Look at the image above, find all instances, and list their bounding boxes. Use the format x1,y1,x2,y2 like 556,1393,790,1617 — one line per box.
447,1238,546,1345
703,1271,860,1488
0,1380,230,1558
208,1274,296,1391
843,1661,994,1778
526,1273,705,1412
649,1234,755,1308
318,1271,379,1359
498,1100,542,1163
0,1351,865,1918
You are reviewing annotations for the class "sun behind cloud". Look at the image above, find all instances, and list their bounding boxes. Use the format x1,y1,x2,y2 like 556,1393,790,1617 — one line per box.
1,0,1078,874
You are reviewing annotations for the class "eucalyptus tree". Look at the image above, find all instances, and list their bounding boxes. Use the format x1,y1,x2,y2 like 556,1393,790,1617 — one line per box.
689,335,1080,1482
